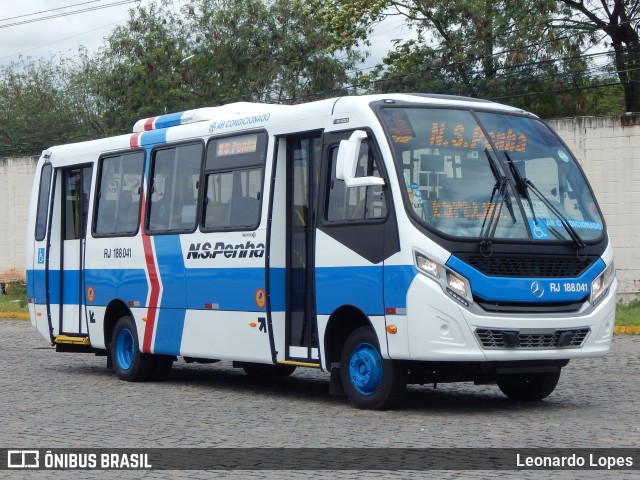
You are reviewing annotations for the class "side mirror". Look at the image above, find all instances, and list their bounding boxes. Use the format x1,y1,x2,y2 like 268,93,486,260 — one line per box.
336,130,385,188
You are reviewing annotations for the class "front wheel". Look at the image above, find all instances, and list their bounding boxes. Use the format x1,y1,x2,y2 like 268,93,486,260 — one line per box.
111,316,155,381
497,371,561,401
340,326,407,410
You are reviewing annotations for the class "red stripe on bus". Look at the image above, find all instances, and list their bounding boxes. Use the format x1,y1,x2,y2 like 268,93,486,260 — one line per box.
139,191,160,353
144,117,157,131
130,132,141,148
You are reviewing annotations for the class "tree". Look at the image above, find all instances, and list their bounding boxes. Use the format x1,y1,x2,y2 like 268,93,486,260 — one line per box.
312,0,621,116
184,0,362,103
95,0,188,133
96,0,360,133
0,54,101,154
554,0,640,112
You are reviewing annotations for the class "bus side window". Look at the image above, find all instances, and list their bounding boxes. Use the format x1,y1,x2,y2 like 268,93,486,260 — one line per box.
94,151,145,236
203,168,261,229
35,163,53,241
202,132,267,231
147,143,203,233
326,142,387,222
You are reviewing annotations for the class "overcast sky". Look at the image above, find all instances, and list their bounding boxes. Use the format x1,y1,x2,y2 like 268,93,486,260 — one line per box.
0,0,143,67
0,0,410,70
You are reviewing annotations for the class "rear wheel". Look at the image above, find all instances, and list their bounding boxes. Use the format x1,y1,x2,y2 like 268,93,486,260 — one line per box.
111,315,154,381
340,326,407,410
497,371,561,401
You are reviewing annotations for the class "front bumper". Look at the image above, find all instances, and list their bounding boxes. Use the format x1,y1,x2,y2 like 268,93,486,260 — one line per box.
386,274,616,362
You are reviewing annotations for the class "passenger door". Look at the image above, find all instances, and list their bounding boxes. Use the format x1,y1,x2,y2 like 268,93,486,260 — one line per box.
47,165,93,336
30,163,54,341
285,134,323,363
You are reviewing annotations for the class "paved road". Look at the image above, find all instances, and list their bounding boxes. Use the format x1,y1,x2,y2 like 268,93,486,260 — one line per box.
1,318,639,479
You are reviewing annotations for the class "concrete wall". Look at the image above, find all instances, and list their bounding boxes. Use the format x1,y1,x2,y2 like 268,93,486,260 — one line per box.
1,115,639,301
548,115,640,303
0,156,37,282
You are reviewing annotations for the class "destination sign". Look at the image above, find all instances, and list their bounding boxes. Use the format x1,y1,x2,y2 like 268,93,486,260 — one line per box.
429,123,527,152
216,134,258,157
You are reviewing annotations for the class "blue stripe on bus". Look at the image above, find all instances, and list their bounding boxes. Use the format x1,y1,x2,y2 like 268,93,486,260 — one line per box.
27,269,45,303
28,265,406,314
268,267,286,312
85,268,148,306
59,270,81,304
315,266,384,315
154,235,187,309
33,257,603,313
140,128,168,148
153,235,187,352
186,267,268,311
153,308,185,355
154,112,185,130
446,255,605,303
26,269,78,304
384,265,417,310
26,269,35,299
27,267,274,312
28,268,149,306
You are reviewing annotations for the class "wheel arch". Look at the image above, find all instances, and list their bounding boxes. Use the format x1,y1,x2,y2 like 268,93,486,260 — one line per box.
323,305,376,371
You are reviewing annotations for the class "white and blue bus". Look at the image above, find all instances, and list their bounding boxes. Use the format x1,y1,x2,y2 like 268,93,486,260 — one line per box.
26,94,616,409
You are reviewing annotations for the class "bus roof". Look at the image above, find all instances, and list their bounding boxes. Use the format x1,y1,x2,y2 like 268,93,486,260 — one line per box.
131,94,528,133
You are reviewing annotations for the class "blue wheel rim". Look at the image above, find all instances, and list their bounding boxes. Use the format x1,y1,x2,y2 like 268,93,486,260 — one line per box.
115,328,135,370
348,342,382,396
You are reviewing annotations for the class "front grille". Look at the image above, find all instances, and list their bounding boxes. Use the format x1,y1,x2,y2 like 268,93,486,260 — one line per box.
475,328,590,349
463,255,593,278
475,299,585,314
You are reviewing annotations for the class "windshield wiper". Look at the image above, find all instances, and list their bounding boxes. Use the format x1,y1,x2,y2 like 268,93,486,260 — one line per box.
480,149,515,249
504,152,586,250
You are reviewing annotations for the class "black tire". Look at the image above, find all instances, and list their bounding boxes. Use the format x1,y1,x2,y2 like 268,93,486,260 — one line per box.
242,363,297,377
111,315,155,381
149,355,174,381
497,370,561,401
340,326,407,410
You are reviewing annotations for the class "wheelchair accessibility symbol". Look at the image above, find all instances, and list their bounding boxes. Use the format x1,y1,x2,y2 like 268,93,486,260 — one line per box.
528,220,549,240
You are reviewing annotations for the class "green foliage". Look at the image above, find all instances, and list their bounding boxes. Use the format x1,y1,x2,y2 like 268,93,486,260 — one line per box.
0,282,27,313
0,0,360,146
95,0,360,133
315,0,625,116
0,0,632,153
0,54,102,154
616,299,640,327
95,0,190,133
553,0,640,112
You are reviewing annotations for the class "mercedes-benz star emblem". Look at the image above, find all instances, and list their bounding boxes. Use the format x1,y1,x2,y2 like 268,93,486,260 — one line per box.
530,281,544,298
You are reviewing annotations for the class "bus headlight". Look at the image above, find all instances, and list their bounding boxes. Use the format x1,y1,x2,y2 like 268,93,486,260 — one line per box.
447,272,467,297
415,253,439,278
590,262,615,306
414,251,472,307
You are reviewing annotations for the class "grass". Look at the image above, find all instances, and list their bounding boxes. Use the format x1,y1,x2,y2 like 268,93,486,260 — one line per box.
615,299,640,327
0,281,639,328
0,282,27,313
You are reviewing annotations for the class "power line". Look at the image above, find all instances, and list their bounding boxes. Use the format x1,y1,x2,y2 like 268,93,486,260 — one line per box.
0,21,124,61
0,0,139,29
0,0,115,23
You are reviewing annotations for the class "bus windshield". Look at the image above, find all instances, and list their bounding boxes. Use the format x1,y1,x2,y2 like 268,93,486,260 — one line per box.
380,107,604,242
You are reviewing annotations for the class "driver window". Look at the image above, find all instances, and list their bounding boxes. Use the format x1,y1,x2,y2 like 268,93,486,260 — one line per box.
326,142,387,222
